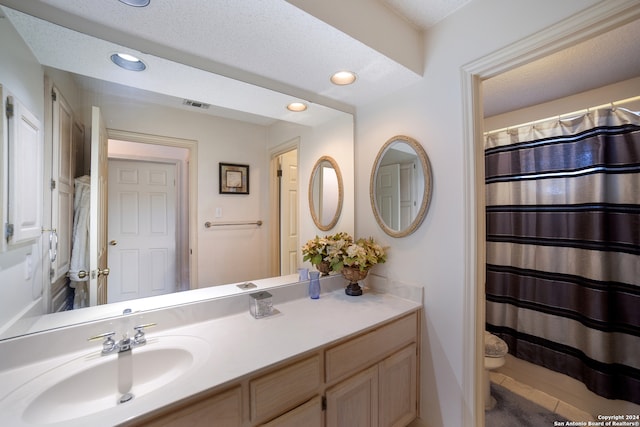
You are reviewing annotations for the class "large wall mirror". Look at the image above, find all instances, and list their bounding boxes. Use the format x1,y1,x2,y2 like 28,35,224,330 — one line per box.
309,156,343,231
370,135,432,238
0,5,354,341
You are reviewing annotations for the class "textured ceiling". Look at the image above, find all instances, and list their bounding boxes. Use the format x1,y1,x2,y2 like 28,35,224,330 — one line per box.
0,0,638,125
0,0,428,122
483,18,640,117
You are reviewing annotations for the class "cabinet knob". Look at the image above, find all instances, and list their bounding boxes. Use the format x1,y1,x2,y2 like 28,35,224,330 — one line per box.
109,240,118,246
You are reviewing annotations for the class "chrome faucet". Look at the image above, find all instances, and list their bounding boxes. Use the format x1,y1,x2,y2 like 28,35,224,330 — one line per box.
88,323,156,355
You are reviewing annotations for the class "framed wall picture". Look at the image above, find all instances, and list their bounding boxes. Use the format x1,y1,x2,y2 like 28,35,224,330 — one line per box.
219,162,249,194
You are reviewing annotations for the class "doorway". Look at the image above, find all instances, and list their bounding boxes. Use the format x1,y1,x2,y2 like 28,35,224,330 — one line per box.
278,148,299,276
461,5,639,426
107,158,178,303
269,140,300,276
107,130,198,293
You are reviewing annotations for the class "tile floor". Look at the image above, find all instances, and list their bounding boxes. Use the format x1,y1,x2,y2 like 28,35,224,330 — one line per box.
490,371,595,422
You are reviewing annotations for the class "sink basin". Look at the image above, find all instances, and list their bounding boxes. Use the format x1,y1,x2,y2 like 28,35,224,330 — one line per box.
3,335,210,425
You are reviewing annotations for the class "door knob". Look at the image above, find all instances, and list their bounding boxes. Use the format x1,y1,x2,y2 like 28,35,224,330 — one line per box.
78,270,88,279
109,240,117,246
98,268,110,277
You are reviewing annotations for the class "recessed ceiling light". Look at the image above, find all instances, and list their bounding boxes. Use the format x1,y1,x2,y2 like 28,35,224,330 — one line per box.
330,71,357,85
110,53,147,71
118,0,150,6
287,102,307,112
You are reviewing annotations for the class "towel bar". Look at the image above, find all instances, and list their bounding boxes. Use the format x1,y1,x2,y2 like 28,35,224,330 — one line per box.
204,220,263,228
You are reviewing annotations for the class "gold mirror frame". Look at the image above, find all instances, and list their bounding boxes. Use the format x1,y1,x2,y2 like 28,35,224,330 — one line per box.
370,135,433,238
309,156,344,231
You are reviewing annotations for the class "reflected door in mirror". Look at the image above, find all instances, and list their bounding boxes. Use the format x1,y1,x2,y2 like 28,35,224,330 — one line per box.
309,156,343,231
375,164,400,230
370,136,432,238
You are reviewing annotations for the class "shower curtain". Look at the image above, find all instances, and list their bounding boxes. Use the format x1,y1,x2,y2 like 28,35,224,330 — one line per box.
484,106,640,404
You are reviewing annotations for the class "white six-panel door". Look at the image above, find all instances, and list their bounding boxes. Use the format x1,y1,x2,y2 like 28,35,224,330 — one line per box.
376,163,400,231
279,149,298,275
107,158,177,303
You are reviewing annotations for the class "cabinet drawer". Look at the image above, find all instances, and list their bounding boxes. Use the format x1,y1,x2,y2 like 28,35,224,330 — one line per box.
325,312,417,384
258,396,322,427
137,386,242,427
250,355,322,423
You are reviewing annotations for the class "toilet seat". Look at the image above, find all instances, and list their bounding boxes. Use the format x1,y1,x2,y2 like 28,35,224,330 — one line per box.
484,331,508,358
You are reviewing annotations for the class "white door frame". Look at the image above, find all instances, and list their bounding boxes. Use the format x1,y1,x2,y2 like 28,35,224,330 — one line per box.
461,3,640,426
107,129,199,289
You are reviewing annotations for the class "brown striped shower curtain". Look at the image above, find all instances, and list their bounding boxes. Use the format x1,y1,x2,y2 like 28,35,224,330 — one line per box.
484,107,640,404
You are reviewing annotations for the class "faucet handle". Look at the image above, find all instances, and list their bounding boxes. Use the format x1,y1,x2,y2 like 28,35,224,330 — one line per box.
133,322,157,345
88,331,117,355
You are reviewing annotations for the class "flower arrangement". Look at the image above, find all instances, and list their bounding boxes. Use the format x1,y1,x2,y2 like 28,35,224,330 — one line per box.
301,232,352,267
333,237,387,272
302,233,386,272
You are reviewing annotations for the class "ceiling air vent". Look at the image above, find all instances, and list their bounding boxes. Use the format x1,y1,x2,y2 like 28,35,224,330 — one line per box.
183,99,210,109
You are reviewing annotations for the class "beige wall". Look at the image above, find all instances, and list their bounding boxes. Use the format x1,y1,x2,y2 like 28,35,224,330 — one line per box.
354,0,607,425
91,95,271,286
268,114,355,251
485,76,640,131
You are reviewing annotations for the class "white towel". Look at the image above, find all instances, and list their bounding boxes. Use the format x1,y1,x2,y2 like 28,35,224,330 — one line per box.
69,175,91,309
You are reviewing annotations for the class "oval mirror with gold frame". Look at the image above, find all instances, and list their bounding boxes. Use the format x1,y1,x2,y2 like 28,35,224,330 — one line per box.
309,156,343,231
370,135,432,237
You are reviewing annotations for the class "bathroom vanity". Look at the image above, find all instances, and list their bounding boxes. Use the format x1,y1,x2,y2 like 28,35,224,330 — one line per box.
132,311,418,427
0,275,421,427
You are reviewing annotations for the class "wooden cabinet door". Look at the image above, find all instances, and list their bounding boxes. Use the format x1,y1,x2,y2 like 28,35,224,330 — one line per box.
379,344,417,427
259,396,322,427
325,365,378,427
139,386,242,427
6,93,43,244
325,313,417,384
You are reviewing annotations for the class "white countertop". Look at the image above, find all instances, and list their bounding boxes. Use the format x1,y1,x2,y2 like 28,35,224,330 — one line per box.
0,274,303,339
0,281,421,427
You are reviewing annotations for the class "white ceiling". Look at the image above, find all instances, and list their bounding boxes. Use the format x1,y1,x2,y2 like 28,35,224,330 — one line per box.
383,0,473,29
483,18,640,117
1,0,638,124
0,0,429,124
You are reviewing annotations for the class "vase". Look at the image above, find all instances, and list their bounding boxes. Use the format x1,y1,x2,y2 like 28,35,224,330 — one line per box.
316,260,331,276
341,266,369,296
309,271,321,299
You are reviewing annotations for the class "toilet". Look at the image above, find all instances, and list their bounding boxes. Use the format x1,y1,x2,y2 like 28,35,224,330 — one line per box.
484,331,508,410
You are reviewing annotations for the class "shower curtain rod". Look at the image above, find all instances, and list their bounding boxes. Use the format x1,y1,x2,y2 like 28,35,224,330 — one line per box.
484,95,640,136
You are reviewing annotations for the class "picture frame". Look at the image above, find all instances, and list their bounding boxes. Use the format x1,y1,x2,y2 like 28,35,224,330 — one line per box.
219,162,249,194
